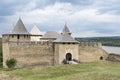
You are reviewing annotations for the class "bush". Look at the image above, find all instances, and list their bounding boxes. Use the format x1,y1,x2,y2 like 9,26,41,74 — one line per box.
6,58,17,68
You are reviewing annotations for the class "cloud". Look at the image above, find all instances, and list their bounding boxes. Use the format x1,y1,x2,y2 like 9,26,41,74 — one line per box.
59,0,94,6
0,0,120,37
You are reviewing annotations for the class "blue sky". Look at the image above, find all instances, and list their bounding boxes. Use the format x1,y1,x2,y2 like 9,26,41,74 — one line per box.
0,0,120,37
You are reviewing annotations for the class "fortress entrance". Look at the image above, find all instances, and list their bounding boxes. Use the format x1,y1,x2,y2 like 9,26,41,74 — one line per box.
66,53,72,61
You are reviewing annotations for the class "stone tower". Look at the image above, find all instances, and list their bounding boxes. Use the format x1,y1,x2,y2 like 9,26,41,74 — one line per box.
2,18,30,67
54,24,79,64
2,18,30,42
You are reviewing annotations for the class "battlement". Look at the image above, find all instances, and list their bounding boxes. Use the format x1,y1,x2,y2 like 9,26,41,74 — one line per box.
8,41,53,46
7,41,102,48
79,42,102,48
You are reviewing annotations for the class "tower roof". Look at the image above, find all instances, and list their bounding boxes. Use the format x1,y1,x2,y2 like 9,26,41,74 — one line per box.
41,31,60,39
54,33,78,43
10,18,29,35
30,25,43,35
62,24,71,34
54,25,78,43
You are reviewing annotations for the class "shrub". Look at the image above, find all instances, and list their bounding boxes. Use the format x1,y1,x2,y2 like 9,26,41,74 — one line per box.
6,58,17,68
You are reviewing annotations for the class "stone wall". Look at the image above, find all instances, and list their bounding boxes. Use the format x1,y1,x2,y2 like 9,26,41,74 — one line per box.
2,40,109,68
3,41,54,68
2,35,30,42
79,42,102,48
79,45,108,62
2,43,10,68
30,35,42,41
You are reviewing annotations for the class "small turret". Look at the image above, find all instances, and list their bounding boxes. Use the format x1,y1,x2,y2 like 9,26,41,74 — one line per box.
54,24,78,43
61,23,71,35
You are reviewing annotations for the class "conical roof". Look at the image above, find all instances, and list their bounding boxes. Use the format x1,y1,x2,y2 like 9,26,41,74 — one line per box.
10,18,29,34
62,24,71,34
30,25,43,35
54,25,78,43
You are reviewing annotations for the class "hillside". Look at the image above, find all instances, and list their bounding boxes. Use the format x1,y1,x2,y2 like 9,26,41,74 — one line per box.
75,36,120,47
0,61,120,80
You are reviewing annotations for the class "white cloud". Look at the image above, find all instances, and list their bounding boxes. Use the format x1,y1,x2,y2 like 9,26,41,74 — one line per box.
1,1,120,37
16,2,120,24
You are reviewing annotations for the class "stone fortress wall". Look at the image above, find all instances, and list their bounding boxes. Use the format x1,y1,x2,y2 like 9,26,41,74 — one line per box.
79,45,108,62
3,41,54,67
3,40,108,68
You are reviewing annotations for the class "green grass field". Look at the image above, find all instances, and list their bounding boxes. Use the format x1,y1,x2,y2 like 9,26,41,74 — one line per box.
0,61,120,80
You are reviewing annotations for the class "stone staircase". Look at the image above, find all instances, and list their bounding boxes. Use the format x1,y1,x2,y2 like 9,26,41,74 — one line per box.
67,61,78,64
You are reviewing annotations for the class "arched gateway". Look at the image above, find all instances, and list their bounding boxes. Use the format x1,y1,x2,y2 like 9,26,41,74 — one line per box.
66,53,72,61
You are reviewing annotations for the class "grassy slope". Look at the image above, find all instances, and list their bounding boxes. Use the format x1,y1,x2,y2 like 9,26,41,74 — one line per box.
0,61,120,80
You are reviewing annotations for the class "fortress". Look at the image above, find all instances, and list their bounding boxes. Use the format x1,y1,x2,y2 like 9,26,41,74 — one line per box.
2,18,108,68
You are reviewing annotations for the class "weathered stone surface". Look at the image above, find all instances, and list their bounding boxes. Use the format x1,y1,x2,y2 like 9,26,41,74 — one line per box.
3,42,54,67
79,46,108,62
107,54,120,62
2,40,108,68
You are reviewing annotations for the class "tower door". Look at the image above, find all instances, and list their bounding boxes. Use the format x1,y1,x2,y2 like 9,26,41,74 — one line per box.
66,53,72,61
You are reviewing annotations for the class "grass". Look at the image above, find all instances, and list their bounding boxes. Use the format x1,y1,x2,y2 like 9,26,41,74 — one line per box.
0,61,120,80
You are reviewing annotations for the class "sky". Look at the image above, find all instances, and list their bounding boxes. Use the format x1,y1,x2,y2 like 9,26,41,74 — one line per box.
0,0,120,37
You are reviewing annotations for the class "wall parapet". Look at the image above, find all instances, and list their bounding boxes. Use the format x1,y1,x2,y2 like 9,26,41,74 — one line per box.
79,42,102,48
8,41,53,46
